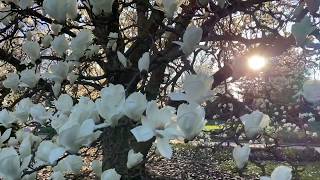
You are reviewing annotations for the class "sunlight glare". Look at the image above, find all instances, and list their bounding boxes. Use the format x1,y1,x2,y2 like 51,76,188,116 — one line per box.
248,55,266,71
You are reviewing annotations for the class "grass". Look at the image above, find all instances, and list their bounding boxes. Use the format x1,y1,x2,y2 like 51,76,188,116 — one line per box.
203,125,223,132
173,143,320,179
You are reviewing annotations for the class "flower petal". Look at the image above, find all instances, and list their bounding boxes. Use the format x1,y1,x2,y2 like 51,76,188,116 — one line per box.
130,126,154,142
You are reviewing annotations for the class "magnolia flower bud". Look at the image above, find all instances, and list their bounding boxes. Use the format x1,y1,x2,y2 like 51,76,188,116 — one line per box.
232,144,251,169
123,92,147,121
22,41,40,63
0,128,11,147
54,94,73,113
3,73,19,91
70,30,93,59
173,25,203,56
117,51,128,68
101,168,121,180
138,52,150,72
43,0,78,22
52,82,62,98
20,68,40,88
126,149,143,169
51,35,69,56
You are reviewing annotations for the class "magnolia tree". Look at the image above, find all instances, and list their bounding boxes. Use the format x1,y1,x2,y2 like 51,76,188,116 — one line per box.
0,0,320,179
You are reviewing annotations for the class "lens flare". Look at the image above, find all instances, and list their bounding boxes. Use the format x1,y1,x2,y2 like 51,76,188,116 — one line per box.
248,55,266,71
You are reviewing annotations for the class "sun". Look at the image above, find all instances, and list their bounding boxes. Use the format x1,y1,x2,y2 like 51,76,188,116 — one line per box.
247,55,267,71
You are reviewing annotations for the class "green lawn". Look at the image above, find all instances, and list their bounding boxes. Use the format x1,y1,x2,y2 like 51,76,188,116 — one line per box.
173,143,320,179
203,125,223,132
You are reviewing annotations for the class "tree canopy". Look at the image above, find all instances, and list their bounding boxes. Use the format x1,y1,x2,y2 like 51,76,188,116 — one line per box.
0,0,320,179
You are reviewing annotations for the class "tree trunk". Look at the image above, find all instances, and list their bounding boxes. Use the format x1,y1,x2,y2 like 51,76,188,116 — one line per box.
101,118,154,179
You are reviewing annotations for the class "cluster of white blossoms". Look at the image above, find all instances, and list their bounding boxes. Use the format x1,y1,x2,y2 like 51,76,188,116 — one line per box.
3,68,40,90
2,28,98,96
0,70,212,179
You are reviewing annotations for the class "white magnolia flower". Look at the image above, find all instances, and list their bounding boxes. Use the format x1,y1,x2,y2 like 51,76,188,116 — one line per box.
291,15,316,46
169,73,213,104
19,68,40,88
0,128,12,147
17,133,40,160
22,41,40,63
240,110,270,139
302,80,320,104
127,149,143,169
177,103,206,140
70,30,93,60
117,51,128,68
131,101,180,159
156,0,186,18
232,144,251,169
13,98,33,123
53,155,82,174
51,113,68,132
51,35,69,56
35,140,65,165
101,168,121,180
46,61,69,84
138,52,150,72
96,84,125,126
3,73,19,91
90,0,115,15
42,35,53,48
0,109,16,127
50,171,65,180
54,94,73,114
30,104,50,124
69,97,100,124
173,25,203,56
18,0,33,9
91,160,102,177
57,119,101,152
0,147,22,180
123,92,147,121
260,166,292,180
43,0,78,22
